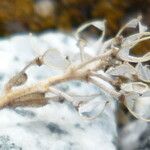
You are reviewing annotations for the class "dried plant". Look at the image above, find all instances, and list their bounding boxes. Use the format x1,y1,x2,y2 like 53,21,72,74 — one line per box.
0,16,149,121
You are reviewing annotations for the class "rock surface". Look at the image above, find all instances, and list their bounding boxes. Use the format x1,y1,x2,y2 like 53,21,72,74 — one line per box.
0,32,117,150
119,120,150,150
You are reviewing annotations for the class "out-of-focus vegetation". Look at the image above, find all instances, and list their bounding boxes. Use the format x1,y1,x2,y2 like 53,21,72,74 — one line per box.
0,0,150,54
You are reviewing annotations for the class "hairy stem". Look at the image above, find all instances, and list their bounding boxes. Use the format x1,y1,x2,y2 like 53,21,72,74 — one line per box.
89,77,121,98
0,50,114,109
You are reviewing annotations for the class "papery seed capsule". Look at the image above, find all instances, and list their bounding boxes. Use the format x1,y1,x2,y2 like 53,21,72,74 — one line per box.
5,72,28,92
8,92,47,107
9,72,27,86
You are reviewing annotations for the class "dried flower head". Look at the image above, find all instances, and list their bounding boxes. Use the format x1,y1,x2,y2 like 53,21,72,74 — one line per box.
0,16,149,121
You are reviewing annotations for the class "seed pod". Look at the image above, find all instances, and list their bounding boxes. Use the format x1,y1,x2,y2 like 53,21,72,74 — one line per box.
5,72,28,92
8,92,47,107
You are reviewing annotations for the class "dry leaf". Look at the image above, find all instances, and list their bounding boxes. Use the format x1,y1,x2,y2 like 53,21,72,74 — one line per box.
42,49,70,70
118,46,150,62
106,63,137,79
75,20,105,40
124,91,150,121
121,82,149,94
78,97,108,119
136,62,150,83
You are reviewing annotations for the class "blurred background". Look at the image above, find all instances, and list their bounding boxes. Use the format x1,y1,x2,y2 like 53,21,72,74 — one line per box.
0,0,150,36
0,0,150,55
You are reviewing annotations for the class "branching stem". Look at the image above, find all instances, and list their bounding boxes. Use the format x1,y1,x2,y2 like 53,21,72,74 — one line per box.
0,48,118,109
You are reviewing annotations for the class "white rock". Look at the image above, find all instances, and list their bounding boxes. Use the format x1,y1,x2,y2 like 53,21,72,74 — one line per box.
0,32,117,150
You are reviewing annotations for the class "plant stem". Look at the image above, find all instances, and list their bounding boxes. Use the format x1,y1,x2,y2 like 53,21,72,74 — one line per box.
0,50,115,109
89,77,121,98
